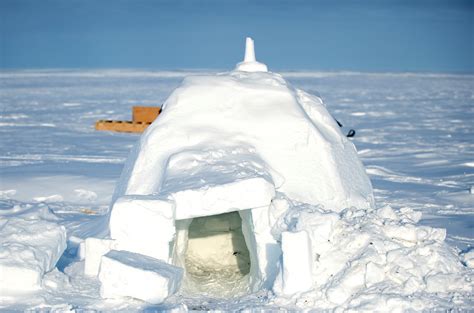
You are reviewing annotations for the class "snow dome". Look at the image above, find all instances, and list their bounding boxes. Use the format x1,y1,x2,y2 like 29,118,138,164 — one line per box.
87,37,376,301
113,38,374,212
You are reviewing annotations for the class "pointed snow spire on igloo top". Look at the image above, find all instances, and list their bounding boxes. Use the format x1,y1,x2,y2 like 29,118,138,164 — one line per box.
235,37,268,72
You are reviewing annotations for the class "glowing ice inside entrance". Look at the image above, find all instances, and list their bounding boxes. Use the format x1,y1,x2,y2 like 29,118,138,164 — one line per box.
176,211,252,297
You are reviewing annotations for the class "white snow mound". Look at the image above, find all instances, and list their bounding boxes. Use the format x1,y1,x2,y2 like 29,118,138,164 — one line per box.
271,199,474,310
114,71,374,212
0,213,66,293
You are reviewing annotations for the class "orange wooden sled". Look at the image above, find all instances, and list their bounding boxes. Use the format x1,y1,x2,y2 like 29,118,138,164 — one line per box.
95,106,161,133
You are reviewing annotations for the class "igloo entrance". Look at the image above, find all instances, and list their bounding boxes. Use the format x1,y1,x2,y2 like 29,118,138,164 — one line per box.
174,211,253,297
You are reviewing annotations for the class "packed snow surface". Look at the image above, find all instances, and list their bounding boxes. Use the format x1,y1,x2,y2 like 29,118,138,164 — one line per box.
0,69,473,311
114,70,373,212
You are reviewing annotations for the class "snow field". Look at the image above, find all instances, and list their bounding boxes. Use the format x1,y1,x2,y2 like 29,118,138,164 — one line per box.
0,67,472,310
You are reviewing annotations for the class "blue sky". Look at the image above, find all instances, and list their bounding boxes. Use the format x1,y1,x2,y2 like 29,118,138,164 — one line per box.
1,0,473,72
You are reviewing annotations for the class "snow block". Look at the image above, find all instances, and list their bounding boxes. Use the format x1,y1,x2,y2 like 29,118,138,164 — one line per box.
0,217,66,293
159,149,276,220
98,250,183,304
171,177,275,220
280,231,313,295
240,206,281,291
109,195,175,261
84,237,116,277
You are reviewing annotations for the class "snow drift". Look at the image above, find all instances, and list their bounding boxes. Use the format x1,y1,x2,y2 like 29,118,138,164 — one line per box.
0,206,66,295
271,197,473,310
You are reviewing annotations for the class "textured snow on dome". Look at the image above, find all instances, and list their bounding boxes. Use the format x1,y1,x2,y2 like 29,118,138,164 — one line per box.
113,67,374,212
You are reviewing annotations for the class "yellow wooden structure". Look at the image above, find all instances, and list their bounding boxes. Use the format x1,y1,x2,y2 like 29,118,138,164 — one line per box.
95,106,161,133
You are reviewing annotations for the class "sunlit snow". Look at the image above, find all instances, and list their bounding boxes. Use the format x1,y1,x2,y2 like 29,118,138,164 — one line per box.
0,69,473,311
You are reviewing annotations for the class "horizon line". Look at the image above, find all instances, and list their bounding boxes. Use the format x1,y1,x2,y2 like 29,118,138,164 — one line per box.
1,68,474,79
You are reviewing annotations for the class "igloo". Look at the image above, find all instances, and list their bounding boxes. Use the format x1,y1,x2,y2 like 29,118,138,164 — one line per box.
89,38,374,302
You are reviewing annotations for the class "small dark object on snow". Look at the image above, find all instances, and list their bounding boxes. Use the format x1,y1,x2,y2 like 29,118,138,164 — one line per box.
335,118,356,138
